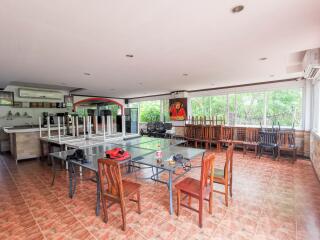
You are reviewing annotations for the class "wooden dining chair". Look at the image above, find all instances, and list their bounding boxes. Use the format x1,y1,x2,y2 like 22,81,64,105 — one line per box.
217,127,233,152
98,158,141,231
175,152,215,228
212,144,233,206
243,128,259,155
277,130,297,161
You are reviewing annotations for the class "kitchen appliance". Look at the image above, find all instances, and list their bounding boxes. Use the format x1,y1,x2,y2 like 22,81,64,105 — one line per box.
42,112,54,126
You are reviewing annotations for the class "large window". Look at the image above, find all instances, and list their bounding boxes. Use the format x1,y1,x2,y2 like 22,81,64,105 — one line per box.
139,100,161,122
190,87,303,128
236,92,264,126
190,95,227,119
190,97,204,117
266,89,302,128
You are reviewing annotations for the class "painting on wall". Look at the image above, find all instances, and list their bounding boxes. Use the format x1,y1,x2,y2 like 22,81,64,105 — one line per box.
169,98,187,121
0,91,14,106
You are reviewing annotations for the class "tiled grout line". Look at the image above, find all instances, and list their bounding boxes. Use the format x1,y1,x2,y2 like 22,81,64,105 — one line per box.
31,165,99,240
41,165,149,239
1,158,48,240
1,152,309,240
251,156,274,239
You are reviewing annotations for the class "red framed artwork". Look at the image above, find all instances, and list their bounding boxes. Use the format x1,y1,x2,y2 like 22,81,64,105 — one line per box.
169,98,187,121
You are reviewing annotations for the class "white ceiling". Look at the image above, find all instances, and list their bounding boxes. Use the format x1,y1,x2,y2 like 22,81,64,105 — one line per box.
0,0,319,98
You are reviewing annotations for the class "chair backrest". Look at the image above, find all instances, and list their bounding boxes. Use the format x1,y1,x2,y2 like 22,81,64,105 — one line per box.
200,152,215,191
147,122,156,132
194,125,204,140
164,122,172,130
245,128,259,142
224,144,234,179
222,127,233,141
259,131,277,145
156,122,166,132
98,158,124,201
278,130,295,147
235,127,246,141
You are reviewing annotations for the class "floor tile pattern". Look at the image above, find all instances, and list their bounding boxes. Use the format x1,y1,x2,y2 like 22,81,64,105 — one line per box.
1,151,320,240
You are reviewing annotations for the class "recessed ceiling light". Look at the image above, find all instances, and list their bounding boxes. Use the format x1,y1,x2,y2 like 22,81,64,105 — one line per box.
83,72,91,76
182,73,188,77
126,54,134,58
231,5,244,13
259,57,268,61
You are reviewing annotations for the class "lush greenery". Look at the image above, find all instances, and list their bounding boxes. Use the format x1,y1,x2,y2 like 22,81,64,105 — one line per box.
190,88,302,127
134,88,302,128
139,100,161,122
266,89,302,127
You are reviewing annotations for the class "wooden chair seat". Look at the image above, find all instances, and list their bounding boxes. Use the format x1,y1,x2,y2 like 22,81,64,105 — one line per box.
232,140,244,145
279,145,297,150
175,177,210,198
122,180,141,197
243,141,258,146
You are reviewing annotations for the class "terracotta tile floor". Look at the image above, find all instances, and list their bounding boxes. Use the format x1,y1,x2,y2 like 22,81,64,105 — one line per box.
1,150,320,240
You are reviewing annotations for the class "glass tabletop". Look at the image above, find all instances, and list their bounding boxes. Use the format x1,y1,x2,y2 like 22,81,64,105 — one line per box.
65,139,109,148
50,143,156,172
134,146,205,171
112,136,159,146
131,138,186,150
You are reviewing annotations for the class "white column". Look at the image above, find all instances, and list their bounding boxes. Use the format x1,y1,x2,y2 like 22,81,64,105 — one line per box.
39,117,42,138
83,116,86,138
95,115,98,134
47,116,51,138
304,79,312,131
102,116,106,141
76,116,79,136
122,108,126,138
107,116,112,136
57,117,61,143
62,116,66,136
71,116,75,137
160,100,164,122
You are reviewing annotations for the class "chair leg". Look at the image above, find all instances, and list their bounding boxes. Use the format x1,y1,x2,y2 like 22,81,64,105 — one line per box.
137,191,141,214
199,198,203,228
177,190,181,216
101,195,108,223
120,200,127,231
209,190,213,215
229,178,233,198
224,183,228,207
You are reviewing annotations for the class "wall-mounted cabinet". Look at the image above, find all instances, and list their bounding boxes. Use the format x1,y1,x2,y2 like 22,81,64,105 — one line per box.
18,88,64,100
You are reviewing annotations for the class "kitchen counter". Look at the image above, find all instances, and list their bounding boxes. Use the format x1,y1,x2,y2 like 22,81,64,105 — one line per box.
3,126,62,163
3,125,64,133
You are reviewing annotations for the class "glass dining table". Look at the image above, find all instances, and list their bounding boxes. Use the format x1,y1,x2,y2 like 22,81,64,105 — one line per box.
50,138,204,216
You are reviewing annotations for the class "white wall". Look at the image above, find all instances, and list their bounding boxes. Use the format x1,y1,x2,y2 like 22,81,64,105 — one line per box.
0,85,69,127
